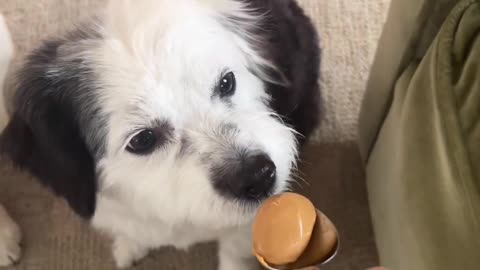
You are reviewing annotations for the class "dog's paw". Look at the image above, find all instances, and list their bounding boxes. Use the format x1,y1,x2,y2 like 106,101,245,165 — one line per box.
0,13,14,132
0,206,22,267
0,14,14,61
112,237,148,268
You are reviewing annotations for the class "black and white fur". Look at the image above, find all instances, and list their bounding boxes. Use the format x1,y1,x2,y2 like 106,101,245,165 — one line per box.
0,0,320,269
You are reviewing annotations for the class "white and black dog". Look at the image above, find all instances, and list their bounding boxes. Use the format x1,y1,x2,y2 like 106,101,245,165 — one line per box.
0,0,320,268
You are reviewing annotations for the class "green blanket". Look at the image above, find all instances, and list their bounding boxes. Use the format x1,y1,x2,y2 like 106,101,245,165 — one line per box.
362,0,480,269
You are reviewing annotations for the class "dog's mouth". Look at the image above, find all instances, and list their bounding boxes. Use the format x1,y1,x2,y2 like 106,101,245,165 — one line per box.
228,181,284,215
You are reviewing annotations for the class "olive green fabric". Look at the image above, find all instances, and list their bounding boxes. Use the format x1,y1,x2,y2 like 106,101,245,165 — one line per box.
358,0,459,161
363,0,480,269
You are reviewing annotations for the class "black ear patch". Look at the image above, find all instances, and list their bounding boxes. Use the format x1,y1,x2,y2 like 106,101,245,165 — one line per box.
1,110,97,218
0,114,33,166
0,34,103,218
231,0,321,144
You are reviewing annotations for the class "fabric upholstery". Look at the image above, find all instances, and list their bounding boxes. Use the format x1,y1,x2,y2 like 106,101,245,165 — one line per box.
361,0,480,269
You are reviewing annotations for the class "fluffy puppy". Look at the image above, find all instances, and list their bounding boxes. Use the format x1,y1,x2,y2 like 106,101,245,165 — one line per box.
0,0,320,269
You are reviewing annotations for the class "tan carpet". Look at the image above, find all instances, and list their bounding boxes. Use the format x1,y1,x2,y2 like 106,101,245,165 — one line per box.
0,0,390,269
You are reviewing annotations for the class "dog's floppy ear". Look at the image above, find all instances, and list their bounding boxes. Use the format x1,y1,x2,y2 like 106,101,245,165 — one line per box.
0,40,97,218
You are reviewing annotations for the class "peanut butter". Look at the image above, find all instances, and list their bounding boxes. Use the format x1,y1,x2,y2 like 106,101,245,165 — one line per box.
252,193,338,270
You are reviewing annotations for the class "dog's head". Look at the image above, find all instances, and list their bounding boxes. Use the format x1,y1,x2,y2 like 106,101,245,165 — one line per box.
0,0,299,227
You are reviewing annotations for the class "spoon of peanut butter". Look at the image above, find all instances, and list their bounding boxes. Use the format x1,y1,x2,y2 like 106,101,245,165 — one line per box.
252,193,339,270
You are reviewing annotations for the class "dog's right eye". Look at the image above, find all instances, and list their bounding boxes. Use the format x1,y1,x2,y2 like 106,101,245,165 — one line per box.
215,71,236,98
127,129,157,154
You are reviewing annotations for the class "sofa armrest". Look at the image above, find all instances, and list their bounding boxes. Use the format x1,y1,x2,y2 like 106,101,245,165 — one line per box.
360,0,480,269
358,0,458,162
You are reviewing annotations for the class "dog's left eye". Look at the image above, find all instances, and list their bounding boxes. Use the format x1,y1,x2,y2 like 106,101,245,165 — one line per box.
127,129,157,154
217,72,236,97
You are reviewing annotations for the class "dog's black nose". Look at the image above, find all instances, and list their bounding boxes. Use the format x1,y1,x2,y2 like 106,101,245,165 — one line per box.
221,154,276,200
242,154,276,199
211,153,277,201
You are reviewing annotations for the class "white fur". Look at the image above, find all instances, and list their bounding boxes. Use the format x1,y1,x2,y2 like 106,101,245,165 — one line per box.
87,1,297,268
0,205,21,267
0,14,13,130
0,14,22,268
